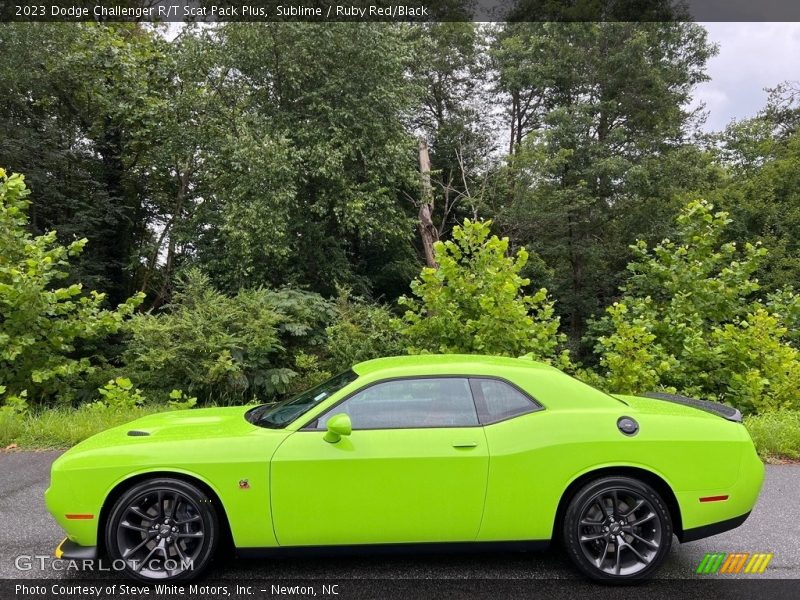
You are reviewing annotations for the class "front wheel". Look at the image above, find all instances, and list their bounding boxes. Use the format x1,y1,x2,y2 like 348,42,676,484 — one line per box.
562,476,672,582
105,478,219,582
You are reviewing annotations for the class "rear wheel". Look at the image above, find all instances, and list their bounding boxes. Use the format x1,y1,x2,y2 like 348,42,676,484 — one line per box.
105,478,219,582
562,476,672,582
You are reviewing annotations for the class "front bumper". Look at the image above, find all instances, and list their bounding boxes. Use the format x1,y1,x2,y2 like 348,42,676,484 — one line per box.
55,538,98,561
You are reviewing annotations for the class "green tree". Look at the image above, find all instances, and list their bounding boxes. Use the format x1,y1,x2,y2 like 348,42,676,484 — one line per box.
0,24,181,304
192,23,420,299
397,219,569,362
408,23,493,231
0,170,143,403
717,116,800,294
491,22,717,346
593,200,800,412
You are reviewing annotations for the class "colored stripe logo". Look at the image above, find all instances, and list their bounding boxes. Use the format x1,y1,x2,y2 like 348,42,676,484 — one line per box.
696,552,773,574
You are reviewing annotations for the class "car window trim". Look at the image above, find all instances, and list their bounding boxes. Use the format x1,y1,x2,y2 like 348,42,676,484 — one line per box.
299,373,544,431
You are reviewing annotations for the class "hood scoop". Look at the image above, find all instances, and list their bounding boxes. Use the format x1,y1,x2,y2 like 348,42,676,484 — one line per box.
644,392,742,423
127,430,151,437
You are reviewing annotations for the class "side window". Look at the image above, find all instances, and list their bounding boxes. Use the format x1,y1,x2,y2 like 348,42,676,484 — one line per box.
470,378,539,424
315,378,478,430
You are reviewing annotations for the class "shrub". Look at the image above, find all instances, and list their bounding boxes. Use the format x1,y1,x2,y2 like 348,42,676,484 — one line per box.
324,287,404,372
592,200,800,411
95,377,145,411
396,219,570,364
0,170,144,404
125,269,333,404
0,386,29,445
167,389,198,410
767,287,800,347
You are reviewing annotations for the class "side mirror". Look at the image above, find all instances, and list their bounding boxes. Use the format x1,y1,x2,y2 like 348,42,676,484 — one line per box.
323,413,352,444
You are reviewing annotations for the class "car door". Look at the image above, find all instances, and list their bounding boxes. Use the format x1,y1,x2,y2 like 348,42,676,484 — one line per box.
270,377,489,546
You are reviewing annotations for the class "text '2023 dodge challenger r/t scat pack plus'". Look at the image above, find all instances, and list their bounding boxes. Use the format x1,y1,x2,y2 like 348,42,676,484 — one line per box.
45,354,764,583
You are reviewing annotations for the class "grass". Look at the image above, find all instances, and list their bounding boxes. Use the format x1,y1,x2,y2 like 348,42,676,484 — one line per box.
744,409,800,461
0,405,170,449
3,405,800,461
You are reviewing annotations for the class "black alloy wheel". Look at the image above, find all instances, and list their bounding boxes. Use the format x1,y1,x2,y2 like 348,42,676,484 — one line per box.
562,476,672,582
105,478,219,582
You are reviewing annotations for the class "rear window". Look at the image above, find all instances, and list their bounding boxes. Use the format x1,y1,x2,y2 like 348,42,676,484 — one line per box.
470,378,539,424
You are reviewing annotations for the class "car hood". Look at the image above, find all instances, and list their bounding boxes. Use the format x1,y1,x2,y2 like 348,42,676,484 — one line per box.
68,406,262,452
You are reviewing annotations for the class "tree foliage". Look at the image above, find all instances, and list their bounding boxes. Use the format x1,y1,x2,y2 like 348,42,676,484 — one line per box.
2,22,799,419
192,23,419,298
124,270,332,404
0,170,143,403
491,22,718,345
324,288,404,373
397,219,569,363
593,200,800,412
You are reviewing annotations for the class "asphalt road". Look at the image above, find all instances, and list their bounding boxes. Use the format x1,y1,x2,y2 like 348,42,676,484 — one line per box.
1,451,798,583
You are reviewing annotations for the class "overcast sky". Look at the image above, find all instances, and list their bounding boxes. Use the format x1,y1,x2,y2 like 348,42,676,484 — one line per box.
695,22,800,131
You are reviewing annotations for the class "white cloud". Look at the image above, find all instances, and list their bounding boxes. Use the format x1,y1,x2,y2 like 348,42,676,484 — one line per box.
694,22,800,132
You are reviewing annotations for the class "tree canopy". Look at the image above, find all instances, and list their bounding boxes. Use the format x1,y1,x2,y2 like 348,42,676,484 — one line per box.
2,21,799,415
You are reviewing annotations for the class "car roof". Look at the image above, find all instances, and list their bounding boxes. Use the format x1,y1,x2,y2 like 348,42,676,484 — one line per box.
352,354,558,377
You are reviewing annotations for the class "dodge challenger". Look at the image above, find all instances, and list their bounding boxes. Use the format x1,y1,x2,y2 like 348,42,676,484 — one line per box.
45,354,764,583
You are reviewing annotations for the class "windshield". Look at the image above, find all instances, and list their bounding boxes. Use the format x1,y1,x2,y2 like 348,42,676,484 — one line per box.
250,370,358,429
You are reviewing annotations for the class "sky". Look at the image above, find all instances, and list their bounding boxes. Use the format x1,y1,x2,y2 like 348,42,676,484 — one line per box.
695,22,800,132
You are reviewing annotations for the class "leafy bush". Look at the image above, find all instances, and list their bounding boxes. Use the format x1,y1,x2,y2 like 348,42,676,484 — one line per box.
745,410,800,460
767,287,800,347
167,389,198,410
94,377,145,411
593,200,800,412
397,219,570,364
0,170,144,404
324,287,404,372
125,269,332,404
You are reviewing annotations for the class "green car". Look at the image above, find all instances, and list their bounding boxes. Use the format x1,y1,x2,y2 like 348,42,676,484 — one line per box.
46,355,764,583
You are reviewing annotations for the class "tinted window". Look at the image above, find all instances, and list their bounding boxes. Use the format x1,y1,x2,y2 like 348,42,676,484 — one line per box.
253,370,358,428
471,378,538,424
316,378,478,430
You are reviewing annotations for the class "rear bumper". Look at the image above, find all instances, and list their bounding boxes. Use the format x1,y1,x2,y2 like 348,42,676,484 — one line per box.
678,511,751,543
55,538,98,561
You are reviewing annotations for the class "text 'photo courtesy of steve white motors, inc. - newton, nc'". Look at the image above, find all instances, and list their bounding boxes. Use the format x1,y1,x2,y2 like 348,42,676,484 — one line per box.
16,4,430,19
13,583,340,597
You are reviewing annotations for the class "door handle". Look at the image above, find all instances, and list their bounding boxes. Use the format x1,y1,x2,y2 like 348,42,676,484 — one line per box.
452,441,478,448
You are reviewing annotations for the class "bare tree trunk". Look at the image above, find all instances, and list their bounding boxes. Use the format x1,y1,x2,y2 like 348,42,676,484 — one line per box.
151,167,190,308
509,92,518,155
417,138,439,269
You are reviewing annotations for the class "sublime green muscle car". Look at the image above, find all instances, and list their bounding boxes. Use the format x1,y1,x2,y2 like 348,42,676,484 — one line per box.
46,355,764,583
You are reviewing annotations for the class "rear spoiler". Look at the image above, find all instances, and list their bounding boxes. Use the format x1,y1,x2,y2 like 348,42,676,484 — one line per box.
644,392,742,423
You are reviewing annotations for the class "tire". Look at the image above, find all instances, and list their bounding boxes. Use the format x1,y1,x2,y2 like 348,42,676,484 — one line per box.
562,476,672,583
105,478,219,582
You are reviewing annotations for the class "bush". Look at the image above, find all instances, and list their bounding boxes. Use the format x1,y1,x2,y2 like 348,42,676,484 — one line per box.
94,377,145,411
745,410,800,460
396,219,570,365
125,269,333,404
0,170,144,404
324,287,404,372
592,200,800,412
767,287,800,347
